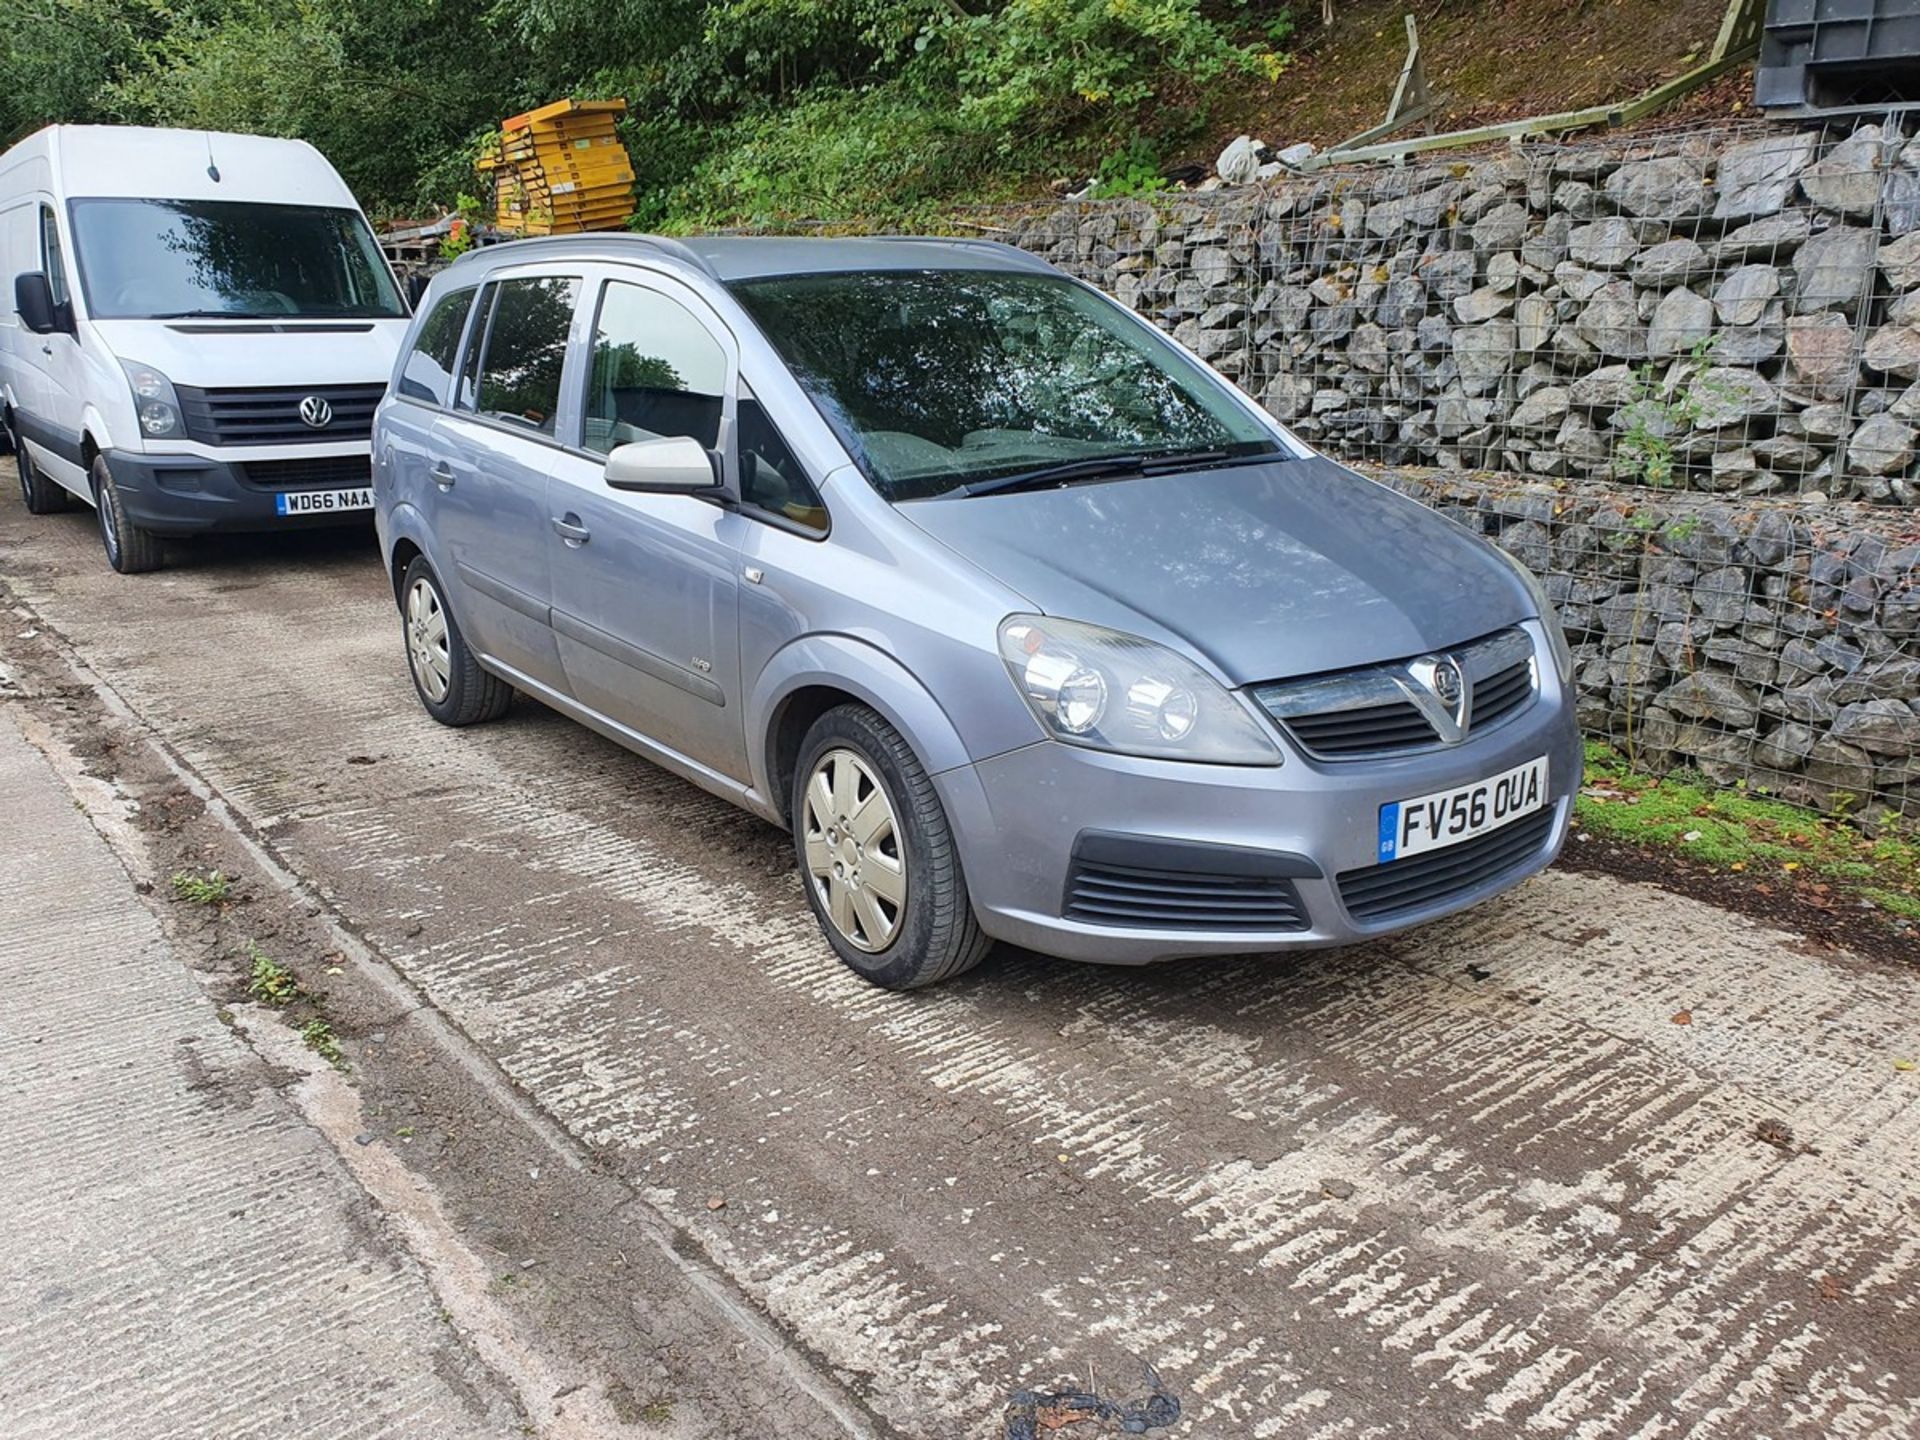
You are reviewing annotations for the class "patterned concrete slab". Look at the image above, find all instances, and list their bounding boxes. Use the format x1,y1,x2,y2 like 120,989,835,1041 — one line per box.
0,706,523,1440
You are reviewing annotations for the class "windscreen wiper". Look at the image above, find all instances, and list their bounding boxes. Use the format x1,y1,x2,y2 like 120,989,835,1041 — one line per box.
950,446,1277,499
148,309,280,320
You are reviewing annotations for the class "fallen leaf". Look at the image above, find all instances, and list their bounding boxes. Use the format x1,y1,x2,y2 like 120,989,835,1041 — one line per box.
1895,1059,1916,1073
706,1195,727,1211
1671,1009,1692,1026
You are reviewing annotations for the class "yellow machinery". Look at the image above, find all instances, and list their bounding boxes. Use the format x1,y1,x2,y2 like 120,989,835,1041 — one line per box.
478,98,635,235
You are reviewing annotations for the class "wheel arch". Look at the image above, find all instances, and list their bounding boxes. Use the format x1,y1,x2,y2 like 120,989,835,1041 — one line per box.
753,636,974,828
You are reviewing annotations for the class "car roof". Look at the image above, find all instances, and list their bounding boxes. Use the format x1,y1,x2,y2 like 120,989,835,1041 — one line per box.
449,233,1058,284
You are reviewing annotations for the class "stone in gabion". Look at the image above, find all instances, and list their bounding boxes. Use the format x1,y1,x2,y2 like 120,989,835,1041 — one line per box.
1848,414,1916,475
1792,225,1878,315
1453,321,1517,396
1631,238,1711,287
1689,367,1778,429
1471,202,1529,251
1712,264,1779,326
1798,126,1887,217
1863,324,1920,379
1879,229,1920,290
1713,131,1818,220
1576,281,1644,359
1653,672,1762,729
1713,212,1812,263
1647,287,1714,360
1604,157,1710,220
1831,699,1920,755
1568,218,1640,270
1785,312,1860,399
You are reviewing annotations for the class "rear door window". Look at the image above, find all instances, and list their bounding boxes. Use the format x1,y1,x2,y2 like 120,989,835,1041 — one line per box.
471,275,580,437
397,287,476,407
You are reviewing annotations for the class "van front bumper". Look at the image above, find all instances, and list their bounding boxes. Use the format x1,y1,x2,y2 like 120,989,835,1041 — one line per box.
937,659,1583,966
103,450,374,536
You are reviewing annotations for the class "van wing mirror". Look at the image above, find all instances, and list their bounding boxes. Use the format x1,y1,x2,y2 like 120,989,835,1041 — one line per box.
604,436,724,495
14,272,60,335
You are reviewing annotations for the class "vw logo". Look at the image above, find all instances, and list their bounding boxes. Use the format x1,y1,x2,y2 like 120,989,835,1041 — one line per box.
298,395,333,429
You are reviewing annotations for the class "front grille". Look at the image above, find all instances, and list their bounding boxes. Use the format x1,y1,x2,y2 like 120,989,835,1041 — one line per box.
1337,807,1556,922
1285,699,1435,755
176,383,385,445
1468,657,1534,730
1254,628,1538,761
1064,860,1308,931
239,455,372,490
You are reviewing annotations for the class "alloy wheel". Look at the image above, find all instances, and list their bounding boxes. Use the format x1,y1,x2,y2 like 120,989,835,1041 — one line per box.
406,576,452,703
802,747,907,952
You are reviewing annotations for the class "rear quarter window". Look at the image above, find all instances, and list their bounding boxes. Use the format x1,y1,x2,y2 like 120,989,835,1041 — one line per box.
397,287,476,407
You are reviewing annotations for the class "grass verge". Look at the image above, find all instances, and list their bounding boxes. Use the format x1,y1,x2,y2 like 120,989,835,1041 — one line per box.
1575,742,1920,926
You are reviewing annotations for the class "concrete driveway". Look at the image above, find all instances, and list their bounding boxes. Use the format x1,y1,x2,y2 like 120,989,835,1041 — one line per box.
1,502,1915,1439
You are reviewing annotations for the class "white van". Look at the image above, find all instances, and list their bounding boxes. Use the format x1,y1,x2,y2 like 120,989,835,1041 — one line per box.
0,125,409,572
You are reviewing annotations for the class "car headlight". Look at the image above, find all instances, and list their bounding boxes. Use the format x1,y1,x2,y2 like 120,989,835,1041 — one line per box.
1505,553,1574,684
120,360,185,439
997,614,1282,765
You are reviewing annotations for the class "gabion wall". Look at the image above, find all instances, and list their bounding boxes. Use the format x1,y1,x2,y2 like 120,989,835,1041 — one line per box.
965,123,1920,827
1377,474,1919,829
993,122,1920,507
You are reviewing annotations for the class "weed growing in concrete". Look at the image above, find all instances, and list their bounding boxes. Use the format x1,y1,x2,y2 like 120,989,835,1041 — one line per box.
245,942,301,1007
170,869,232,905
300,1019,347,1070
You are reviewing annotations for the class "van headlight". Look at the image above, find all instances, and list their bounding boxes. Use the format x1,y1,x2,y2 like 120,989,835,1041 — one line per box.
997,615,1282,765
121,360,184,439
1503,554,1574,684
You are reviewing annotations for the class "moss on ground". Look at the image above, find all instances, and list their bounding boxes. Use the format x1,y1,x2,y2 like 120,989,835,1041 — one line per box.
1576,741,1920,924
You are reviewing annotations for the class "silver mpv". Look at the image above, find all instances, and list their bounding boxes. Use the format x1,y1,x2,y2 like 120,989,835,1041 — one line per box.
373,236,1580,990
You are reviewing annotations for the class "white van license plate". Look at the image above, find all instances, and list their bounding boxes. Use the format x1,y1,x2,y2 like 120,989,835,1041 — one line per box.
275,488,374,516
1376,756,1549,863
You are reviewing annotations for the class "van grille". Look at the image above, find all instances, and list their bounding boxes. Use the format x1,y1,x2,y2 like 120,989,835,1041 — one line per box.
176,384,385,445
239,456,372,490
1336,808,1556,922
1064,860,1308,931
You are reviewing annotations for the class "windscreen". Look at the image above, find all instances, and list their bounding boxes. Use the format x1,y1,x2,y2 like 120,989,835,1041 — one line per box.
68,198,405,321
728,269,1280,501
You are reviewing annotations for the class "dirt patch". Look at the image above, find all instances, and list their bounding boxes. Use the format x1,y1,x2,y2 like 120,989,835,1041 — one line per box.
1173,0,1743,173
1558,830,1917,968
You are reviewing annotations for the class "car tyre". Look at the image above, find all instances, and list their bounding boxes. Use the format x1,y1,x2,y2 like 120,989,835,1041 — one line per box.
792,704,991,990
12,420,71,515
399,555,512,726
92,454,162,573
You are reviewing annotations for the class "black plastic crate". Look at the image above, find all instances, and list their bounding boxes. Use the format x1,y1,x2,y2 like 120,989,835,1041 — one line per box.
1758,0,1920,112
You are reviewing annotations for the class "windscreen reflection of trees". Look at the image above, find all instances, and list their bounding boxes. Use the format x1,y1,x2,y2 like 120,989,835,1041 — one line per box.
151,203,400,315
477,278,578,432
738,273,1241,488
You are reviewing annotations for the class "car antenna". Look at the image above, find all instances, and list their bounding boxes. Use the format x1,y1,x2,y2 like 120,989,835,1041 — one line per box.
204,132,220,183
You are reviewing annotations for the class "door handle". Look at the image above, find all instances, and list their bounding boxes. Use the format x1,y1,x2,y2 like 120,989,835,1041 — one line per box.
551,514,591,545
429,462,456,489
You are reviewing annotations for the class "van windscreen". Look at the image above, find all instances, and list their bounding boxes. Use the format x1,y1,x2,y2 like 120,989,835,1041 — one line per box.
68,198,405,321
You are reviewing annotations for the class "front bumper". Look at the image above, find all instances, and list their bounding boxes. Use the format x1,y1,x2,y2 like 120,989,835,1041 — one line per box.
938,631,1582,965
102,449,373,536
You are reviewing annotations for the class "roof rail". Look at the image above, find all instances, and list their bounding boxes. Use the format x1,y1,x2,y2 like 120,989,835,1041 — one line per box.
450,232,720,280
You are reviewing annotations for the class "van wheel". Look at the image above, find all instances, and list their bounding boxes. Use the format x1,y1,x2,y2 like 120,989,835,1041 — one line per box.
92,455,162,573
792,704,991,990
13,423,70,515
400,555,511,726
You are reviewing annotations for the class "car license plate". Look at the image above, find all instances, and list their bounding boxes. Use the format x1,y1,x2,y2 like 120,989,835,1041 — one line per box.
275,488,374,516
1376,755,1549,863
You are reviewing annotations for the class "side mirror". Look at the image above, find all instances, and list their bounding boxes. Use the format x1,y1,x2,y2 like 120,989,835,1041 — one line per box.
404,271,431,309
604,436,724,495
14,272,60,335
